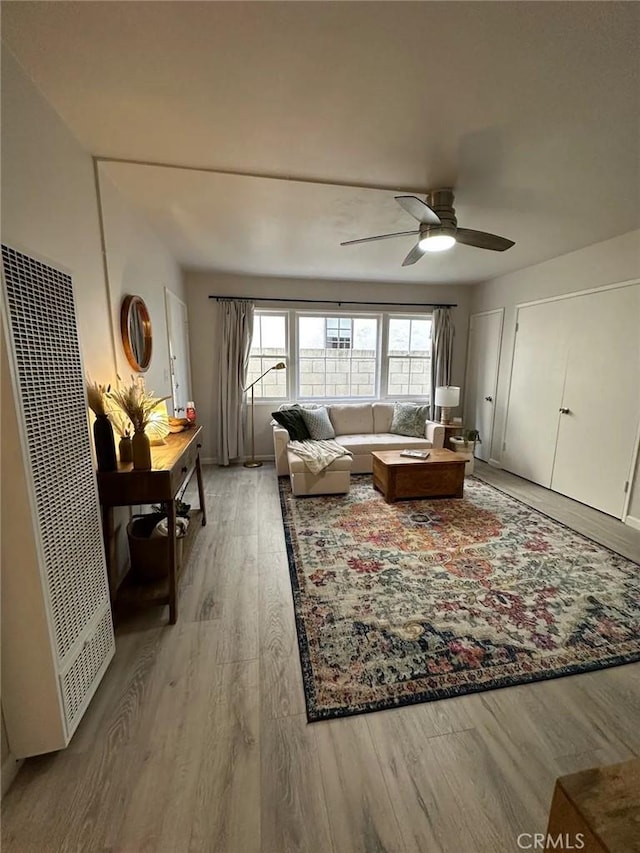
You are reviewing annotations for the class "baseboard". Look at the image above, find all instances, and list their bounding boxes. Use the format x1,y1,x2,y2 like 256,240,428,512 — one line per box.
624,515,640,532
1,753,22,797
488,458,503,468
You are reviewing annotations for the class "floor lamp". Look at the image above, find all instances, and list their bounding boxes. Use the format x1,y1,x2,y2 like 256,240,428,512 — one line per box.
243,361,286,468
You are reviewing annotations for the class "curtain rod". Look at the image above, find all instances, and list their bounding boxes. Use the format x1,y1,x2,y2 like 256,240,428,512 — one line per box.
208,295,456,308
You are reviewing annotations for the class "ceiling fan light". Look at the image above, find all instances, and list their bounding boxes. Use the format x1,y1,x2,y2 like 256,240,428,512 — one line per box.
419,233,456,253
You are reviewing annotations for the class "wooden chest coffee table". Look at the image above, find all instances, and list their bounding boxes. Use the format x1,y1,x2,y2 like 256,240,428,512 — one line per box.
371,449,466,503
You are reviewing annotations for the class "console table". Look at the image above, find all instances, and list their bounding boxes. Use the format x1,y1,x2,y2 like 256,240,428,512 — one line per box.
96,426,207,624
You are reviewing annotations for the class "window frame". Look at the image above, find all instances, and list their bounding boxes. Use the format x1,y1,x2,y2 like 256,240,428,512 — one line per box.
381,313,433,401
249,307,433,405
296,310,382,401
247,310,291,402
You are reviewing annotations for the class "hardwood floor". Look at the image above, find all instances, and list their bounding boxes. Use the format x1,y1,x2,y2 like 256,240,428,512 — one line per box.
2,462,639,853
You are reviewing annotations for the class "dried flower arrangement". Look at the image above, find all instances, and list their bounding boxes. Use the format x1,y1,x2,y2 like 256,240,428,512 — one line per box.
106,406,132,438
108,377,170,434
86,380,110,417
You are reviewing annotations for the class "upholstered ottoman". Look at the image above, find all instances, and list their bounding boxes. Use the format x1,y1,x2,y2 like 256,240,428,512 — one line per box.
287,448,352,497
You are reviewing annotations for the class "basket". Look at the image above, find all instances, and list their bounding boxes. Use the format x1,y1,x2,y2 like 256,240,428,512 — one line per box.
127,513,184,582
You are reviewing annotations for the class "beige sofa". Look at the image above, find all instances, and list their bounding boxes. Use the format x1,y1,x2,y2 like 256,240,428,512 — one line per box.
273,402,445,480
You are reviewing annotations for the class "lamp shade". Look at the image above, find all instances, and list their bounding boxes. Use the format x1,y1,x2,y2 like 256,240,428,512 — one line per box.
434,386,460,407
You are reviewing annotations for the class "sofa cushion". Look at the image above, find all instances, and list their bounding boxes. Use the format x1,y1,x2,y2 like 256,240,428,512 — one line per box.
390,402,430,438
287,448,352,474
336,433,432,455
300,406,335,440
271,409,311,442
329,403,374,435
372,402,394,433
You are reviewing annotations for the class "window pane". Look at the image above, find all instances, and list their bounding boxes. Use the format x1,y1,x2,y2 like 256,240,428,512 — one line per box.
388,317,431,355
246,355,287,398
248,313,288,398
260,315,286,350
388,318,411,354
409,319,431,353
299,316,325,348
353,318,377,350
298,314,378,398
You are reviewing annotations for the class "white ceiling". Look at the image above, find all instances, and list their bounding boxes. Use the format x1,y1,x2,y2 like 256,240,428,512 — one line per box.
3,1,639,284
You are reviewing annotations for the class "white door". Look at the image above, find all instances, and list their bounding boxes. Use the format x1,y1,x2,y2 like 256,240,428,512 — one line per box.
464,310,503,462
551,284,640,517
503,299,573,486
165,289,192,416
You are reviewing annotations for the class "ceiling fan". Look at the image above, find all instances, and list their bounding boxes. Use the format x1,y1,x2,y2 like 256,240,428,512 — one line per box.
340,189,515,266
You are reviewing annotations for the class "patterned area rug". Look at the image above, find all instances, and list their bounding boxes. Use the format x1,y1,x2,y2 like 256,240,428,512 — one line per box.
279,476,640,721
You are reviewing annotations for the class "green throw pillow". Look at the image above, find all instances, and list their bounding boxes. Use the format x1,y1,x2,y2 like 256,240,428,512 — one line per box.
389,402,430,438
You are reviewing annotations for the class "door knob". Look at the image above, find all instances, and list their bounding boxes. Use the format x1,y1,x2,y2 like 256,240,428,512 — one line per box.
484,396,493,402
559,407,571,414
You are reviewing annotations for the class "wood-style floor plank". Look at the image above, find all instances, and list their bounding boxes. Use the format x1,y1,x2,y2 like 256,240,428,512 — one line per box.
260,714,334,853
314,715,406,853
258,551,306,720
2,461,639,853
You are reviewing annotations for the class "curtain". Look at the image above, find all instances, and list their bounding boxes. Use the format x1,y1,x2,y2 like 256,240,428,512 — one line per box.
430,307,454,421
214,299,254,466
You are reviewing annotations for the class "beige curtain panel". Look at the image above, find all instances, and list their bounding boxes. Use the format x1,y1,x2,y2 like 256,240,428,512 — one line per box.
214,299,254,465
430,307,454,421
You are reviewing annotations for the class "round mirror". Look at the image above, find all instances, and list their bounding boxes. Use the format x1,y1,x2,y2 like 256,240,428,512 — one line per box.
120,295,152,372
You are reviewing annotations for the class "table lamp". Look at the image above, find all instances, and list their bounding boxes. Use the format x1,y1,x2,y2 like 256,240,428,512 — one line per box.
434,385,460,425
243,362,286,468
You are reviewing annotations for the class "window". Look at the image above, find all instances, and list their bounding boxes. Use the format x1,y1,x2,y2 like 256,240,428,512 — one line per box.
246,312,288,399
298,314,378,399
386,316,432,397
247,309,432,402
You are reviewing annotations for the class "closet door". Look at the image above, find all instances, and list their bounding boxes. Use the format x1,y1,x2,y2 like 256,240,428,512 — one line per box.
502,299,572,486
464,310,503,462
551,284,640,517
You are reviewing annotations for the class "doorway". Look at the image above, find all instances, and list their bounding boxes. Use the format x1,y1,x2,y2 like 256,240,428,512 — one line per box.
463,309,503,463
164,288,192,416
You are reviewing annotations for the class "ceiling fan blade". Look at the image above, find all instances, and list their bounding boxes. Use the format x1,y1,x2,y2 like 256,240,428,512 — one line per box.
401,242,426,267
455,228,515,252
395,196,441,225
340,229,419,247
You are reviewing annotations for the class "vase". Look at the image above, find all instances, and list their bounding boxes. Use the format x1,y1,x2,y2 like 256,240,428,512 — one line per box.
93,414,117,471
119,435,133,464
132,429,152,470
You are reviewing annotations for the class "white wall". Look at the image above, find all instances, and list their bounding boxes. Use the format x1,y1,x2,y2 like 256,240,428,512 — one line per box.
185,270,473,460
469,229,640,522
1,50,114,377
98,169,186,403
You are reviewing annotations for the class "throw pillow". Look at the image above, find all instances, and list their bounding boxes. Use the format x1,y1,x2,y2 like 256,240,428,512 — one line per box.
389,402,430,438
271,409,311,442
300,406,335,440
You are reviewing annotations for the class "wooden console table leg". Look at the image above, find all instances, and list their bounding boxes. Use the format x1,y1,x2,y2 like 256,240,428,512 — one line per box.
167,499,178,625
195,452,207,526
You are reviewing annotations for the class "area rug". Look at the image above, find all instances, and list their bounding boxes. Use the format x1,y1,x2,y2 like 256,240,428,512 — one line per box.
279,476,640,721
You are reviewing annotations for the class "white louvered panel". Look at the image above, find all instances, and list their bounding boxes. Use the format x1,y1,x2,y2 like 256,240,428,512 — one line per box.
60,607,113,734
1,246,112,668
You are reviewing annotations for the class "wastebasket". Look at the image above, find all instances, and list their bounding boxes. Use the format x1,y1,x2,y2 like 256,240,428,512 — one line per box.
127,513,184,582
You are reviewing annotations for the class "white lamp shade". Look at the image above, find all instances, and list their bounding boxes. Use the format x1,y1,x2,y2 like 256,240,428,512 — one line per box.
434,386,461,407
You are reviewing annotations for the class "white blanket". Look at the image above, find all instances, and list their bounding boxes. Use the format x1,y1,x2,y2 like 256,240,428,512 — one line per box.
287,439,352,474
